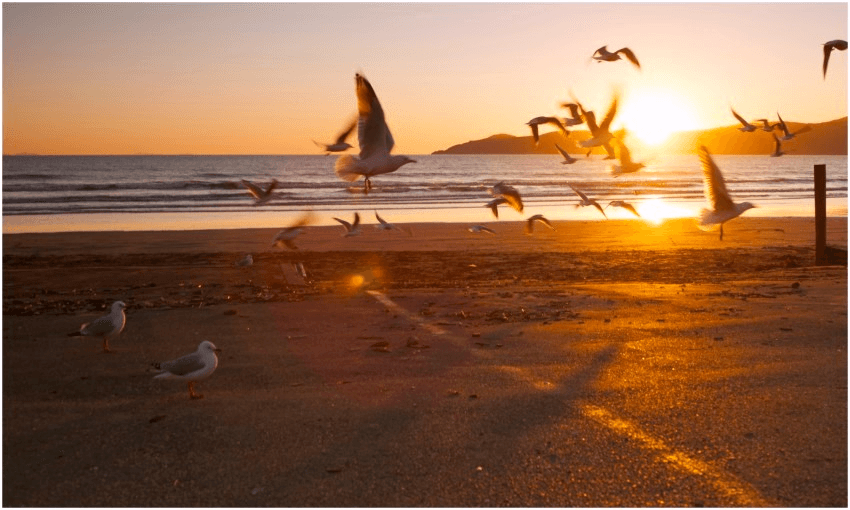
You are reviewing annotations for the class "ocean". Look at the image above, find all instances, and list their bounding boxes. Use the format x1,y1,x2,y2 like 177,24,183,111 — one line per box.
2,154,847,233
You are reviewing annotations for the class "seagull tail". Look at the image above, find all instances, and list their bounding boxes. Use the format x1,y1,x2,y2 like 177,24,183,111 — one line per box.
697,209,721,231
334,155,363,182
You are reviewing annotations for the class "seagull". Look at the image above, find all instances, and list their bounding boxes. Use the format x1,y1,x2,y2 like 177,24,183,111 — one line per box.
775,112,812,141
527,116,569,146
592,45,641,69
272,212,314,250
333,212,361,237
698,146,755,240
731,109,758,132
468,225,497,235
525,214,555,234
559,103,585,126
313,118,357,154
607,200,641,217
823,39,847,78
554,143,578,164
610,139,645,176
487,182,524,217
334,74,416,193
67,300,126,353
374,210,411,235
153,341,221,400
570,185,608,219
235,254,254,267
574,92,618,159
770,133,785,157
241,179,278,205
754,119,779,132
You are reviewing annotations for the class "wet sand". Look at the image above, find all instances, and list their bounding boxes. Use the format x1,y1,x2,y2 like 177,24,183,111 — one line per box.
3,217,847,506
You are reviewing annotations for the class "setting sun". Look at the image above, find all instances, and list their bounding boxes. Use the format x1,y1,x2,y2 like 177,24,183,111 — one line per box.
637,198,694,225
618,90,700,146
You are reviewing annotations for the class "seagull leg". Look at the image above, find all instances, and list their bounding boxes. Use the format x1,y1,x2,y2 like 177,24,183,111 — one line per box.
188,382,203,399
102,337,112,353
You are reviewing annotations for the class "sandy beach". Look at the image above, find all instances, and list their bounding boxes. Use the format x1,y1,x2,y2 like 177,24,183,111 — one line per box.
3,216,847,506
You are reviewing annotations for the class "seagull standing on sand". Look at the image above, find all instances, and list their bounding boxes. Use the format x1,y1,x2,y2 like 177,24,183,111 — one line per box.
776,112,811,141
610,139,645,176
570,185,608,219
335,74,416,193
731,109,758,132
333,212,361,237
486,182,524,218
153,341,221,400
241,179,278,205
574,92,618,159
555,143,578,164
527,116,569,146
823,39,847,78
272,212,314,250
67,300,126,353
313,118,357,154
607,200,641,217
468,225,497,235
698,146,756,240
525,214,555,234
592,45,641,69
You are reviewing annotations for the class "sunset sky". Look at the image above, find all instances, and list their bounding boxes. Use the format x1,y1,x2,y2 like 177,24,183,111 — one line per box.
3,2,847,155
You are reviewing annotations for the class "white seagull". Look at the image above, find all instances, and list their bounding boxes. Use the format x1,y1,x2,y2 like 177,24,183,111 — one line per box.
574,93,618,159
592,45,641,69
606,200,641,218
374,211,411,235
527,116,569,146
468,225,497,235
731,109,758,132
333,212,361,237
698,146,756,240
272,212,314,250
241,179,278,205
776,112,811,141
235,254,254,267
610,139,645,176
334,74,416,193
525,214,555,234
153,340,221,400
823,39,847,79
770,133,785,158
554,143,578,164
486,182,524,218
570,185,608,219
67,300,126,353
313,118,357,154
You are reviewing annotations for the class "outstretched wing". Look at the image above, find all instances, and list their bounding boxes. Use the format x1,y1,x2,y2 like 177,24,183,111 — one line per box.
616,47,640,68
699,146,735,212
355,74,393,160
599,94,619,132
333,217,352,230
335,118,358,145
241,179,263,200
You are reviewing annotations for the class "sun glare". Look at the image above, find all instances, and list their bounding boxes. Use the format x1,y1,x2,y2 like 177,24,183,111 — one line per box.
637,198,693,225
619,90,699,146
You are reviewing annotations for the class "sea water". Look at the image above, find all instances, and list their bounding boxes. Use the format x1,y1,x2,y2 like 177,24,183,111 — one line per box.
2,154,847,233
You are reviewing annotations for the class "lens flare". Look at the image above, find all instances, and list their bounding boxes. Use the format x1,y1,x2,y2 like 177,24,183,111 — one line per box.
637,198,693,225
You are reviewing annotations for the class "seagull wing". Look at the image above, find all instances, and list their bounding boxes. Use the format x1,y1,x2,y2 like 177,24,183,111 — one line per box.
616,47,640,68
570,185,590,202
352,212,360,228
776,112,790,137
699,146,735,212
731,109,749,128
335,118,358,145
593,45,609,57
824,43,835,78
554,143,572,162
599,94,619,132
622,202,641,217
333,217,352,230
545,117,569,136
375,211,388,225
159,351,207,376
265,179,278,194
529,123,540,145
81,315,116,336
355,74,392,160
617,140,633,166
241,179,263,200
593,201,608,219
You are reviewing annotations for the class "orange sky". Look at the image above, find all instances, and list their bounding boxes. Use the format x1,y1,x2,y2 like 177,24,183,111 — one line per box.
3,3,847,155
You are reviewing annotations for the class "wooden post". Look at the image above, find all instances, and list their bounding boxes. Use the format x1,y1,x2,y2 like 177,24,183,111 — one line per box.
814,164,826,265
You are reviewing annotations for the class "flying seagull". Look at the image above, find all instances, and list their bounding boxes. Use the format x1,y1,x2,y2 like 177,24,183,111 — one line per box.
570,185,608,219
775,112,811,141
526,116,569,146
67,300,126,353
272,212,314,250
607,200,641,218
574,92,618,159
334,73,416,193
754,119,779,132
731,109,758,132
153,341,221,400
468,225,497,235
698,146,755,240
559,102,585,127
554,143,578,164
314,118,357,154
610,139,645,176
770,133,785,158
592,45,641,69
823,39,847,79
486,182,523,218
241,179,278,205
525,214,555,234
333,212,361,237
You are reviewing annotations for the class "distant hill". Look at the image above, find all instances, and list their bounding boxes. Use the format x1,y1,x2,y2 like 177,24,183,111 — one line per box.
432,116,848,156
